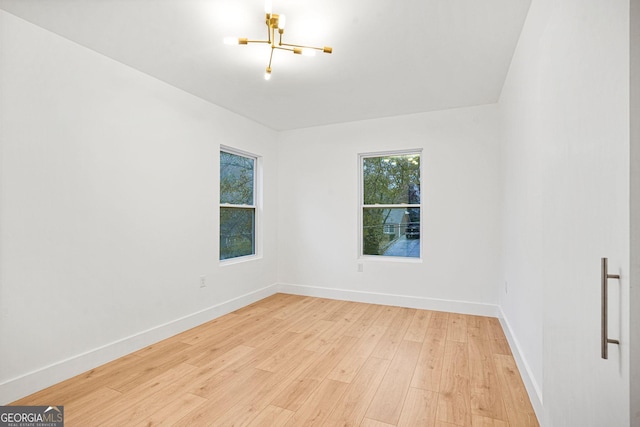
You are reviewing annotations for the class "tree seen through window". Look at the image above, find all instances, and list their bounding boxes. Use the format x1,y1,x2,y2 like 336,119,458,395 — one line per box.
362,153,421,258
220,150,256,260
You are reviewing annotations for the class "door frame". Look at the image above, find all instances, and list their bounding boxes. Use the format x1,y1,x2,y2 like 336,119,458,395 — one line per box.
630,0,640,425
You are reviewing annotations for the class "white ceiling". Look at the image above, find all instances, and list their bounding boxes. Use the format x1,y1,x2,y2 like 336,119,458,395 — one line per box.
0,0,531,131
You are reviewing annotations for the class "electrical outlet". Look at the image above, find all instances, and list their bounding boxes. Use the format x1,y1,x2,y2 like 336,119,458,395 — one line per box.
200,275,207,288
357,263,364,273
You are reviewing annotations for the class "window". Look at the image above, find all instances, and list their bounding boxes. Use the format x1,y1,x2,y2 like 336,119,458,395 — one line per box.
360,151,421,258
220,148,258,261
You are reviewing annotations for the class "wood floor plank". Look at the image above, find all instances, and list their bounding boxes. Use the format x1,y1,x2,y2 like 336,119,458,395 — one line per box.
131,393,207,427
397,387,438,427
175,368,274,425
371,307,416,360
63,387,122,425
343,303,386,338
239,318,290,349
240,345,330,417
372,305,403,328
105,343,195,393
112,363,200,421
256,327,330,372
166,345,257,398
252,293,304,312
10,294,539,427
324,300,363,322
493,354,539,427
270,295,316,320
360,418,395,427
285,298,341,334
176,312,247,343
479,317,511,356
270,335,357,412
489,338,512,356
210,365,313,426
437,340,472,426
208,333,319,382
315,298,351,317
467,316,491,341
471,414,509,427
365,340,422,425
429,311,450,329
326,324,387,383
324,357,390,426
247,405,295,427
271,376,322,412
302,335,358,381
283,379,349,426
177,313,278,367
468,336,507,422
78,362,198,426
178,307,269,346
334,302,370,330
447,313,469,343
191,344,256,372
304,318,354,353
411,325,447,391
404,309,432,342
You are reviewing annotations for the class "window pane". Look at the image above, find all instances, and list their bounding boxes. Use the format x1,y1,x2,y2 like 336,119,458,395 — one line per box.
363,154,420,205
220,151,254,205
363,207,420,258
220,207,255,260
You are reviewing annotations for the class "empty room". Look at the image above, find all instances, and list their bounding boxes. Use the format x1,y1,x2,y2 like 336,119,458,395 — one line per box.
1,0,638,426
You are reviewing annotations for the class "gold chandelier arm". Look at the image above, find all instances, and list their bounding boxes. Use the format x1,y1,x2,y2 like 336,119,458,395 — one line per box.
267,46,275,69
273,45,295,52
279,42,333,53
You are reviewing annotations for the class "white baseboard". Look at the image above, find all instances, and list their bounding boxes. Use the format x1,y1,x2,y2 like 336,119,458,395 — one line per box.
277,283,500,317
498,307,545,425
0,283,279,405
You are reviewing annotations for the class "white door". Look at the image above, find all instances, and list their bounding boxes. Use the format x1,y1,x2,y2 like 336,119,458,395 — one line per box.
535,1,632,425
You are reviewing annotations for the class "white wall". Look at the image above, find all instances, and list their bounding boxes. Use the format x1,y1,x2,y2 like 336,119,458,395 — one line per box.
277,105,503,315
0,11,279,403
499,0,630,425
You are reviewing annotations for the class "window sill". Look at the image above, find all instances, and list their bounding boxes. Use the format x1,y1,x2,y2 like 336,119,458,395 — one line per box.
220,254,262,266
358,255,423,264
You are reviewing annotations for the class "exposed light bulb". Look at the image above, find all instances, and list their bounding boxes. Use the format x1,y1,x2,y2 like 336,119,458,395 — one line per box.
264,0,272,14
302,48,316,57
223,36,239,45
278,14,286,30
264,68,272,81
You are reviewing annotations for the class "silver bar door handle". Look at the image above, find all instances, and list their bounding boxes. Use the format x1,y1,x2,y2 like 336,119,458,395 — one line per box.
601,257,620,359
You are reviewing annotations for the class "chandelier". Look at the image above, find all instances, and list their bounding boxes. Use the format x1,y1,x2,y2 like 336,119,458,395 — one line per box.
224,0,333,80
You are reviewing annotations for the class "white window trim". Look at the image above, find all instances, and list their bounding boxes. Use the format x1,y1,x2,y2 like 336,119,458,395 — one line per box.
219,145,263,264
358,149,424,262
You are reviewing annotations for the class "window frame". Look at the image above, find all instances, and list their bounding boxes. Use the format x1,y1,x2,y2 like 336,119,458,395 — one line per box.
219,145,262,264
358,149,423,262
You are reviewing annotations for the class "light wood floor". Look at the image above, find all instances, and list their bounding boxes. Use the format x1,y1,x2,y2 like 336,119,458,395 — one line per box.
13,294,539,426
